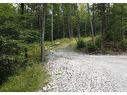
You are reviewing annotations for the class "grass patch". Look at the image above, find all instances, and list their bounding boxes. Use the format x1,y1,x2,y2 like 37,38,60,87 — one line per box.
45,38,76,52
0,64,49,92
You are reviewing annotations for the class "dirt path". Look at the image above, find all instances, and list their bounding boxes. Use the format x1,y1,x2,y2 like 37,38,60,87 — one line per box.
42,49,127,92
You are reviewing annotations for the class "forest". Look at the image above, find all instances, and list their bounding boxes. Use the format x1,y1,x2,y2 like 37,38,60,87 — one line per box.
0,3,127,92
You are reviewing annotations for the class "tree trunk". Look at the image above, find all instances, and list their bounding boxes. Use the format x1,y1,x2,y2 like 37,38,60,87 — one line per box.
39,4,45,62
92,4,96,36
120,5,124,41
77,15,81,39
87,3,95,45
57,17,60,39
20,3,25,15
85,21,87,36
62,16,65,38
40,14,45,62
71,25,74,38
51,4,54,42
101,4,106,50
68,15,71,38
71,17,73,37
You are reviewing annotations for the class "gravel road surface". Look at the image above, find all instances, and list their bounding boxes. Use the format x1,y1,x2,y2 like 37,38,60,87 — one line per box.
42,49,127,92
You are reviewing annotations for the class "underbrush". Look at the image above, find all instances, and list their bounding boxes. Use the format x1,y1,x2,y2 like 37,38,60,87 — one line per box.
77,38,86,49
76,36,127,54
76,38,98,53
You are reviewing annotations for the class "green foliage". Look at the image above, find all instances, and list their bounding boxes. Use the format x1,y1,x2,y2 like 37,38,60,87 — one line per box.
76,38,86,49
121,39,127,50
0,4,15,18
0,36,26,84
76,37,99,53
0,4,27,84
86,42,97,53
95,37,101,48
0,27,20,40
0,64,49,92
20,30,40,44
27,44,41,62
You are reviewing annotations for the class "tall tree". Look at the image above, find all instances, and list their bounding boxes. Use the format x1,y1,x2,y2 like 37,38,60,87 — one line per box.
91,4,96,36
51,4,54,42
96,3,108,49
87,3,95,45
38,4,46,62
76,4,81,39
20,3,25,15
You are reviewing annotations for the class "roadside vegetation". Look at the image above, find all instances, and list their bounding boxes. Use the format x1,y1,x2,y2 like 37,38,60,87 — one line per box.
76,36,127,54
0,35,75,91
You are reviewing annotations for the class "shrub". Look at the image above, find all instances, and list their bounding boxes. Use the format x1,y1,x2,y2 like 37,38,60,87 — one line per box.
87,42,97,53
76,38,86,49
121,39,127,50
95,37,101,48
20,30,40,44
0,36,26,84
0,27,20,40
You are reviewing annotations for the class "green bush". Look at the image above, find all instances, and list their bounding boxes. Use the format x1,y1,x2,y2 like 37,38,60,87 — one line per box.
20,30,40,44
121,39,127,50
95,37,101,48
87,42,97,53
76,38,86,49
0,36,26,84
0,27,20,40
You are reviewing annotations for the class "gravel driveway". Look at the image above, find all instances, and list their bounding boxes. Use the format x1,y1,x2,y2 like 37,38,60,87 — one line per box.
42,49,127,92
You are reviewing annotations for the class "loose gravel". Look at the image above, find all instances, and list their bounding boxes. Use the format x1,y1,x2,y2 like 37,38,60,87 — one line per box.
41,49,127,92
